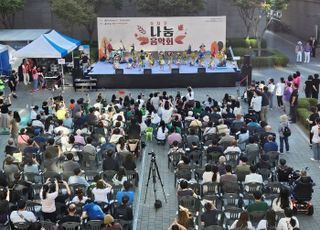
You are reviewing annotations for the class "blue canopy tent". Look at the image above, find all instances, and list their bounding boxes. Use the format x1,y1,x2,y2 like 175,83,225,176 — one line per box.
14,30,81,58
0,44,11,75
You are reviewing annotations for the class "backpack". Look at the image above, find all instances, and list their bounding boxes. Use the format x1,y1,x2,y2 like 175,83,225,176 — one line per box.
283,126,291,137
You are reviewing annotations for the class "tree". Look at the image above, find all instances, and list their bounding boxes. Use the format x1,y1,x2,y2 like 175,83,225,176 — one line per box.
137,0,205,16
252,0,290,56
232,0,261,38
0,0,24,28
233,0,289,56
50,0,123,43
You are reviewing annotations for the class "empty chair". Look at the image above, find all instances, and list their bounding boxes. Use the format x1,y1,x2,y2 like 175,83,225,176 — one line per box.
201,182,220,196
258,168,272,182
61,222,81,230
225,151,239,169
222,193,241,208
223,206,243,229
25,201,42,219
86,220,103,230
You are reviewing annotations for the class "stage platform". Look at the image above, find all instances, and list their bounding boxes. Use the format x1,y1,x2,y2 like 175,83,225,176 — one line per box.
87,61,240,88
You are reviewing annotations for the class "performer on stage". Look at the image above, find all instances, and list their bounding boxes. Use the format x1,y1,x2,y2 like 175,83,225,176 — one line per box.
182,51,187,65
198,52,205,67
175,52,182,67
113,53,121,69
167,51,173,70
208,55,216,69
159,51,165,71
146,52,154,67
190,51,197,66
139,50,146,69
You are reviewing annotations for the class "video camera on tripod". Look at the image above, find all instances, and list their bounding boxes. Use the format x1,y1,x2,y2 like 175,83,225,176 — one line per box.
144,151,167,209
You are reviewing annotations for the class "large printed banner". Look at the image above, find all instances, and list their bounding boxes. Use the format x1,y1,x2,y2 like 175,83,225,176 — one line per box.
97,16,226,59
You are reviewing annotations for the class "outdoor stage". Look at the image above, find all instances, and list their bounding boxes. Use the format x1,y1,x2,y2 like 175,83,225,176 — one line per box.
87,61,240,89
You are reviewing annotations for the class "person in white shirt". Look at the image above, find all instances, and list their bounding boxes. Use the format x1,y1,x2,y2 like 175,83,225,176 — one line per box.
310,118,320,162
186,86,194,101
10,199,37,224
267,78,276,109
244,165,263,184
276,208,299,230
156,120,168,141
40,178,59,222
71,187,89,204
30,106,39,120
54,120,71,136
276,77,286,108
224,140,241,154
251,90,262,114
112,167,128,186
272,187,293,213
150,92,160,111
92,179,113,203
160,101,173,124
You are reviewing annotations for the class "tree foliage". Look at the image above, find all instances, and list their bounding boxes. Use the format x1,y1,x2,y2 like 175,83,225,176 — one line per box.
0,0,24,28
50,0,123,42
233,0,289,55
137,0,205,16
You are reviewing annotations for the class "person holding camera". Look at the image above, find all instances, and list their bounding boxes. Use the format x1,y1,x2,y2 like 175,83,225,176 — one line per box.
40,178,59,222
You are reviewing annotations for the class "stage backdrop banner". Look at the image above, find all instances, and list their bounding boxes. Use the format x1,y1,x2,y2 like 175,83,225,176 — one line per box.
97,16,226,59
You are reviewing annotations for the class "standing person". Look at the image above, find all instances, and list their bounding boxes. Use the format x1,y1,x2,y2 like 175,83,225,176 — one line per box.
309,36,318,57
306,106,319,146
250,90,262,121
312,73,320,99
289,83,299,123
283,82,292,115
295,41,303,63
267,78,275,110
304,42,311,63
40,178,59,222
31,65,39,92
185,86,194,108
261,86,270,123
22,59,30,85
304,75,315,98
8,70,18,99
311,118,320,163
275,77,285,108
278,114,290,153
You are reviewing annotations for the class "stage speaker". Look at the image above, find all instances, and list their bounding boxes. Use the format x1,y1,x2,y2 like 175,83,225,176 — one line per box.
171,68,179,74
74,57,80,69
115,69,124,75
144,69,152,75
198,67,206,73
240,65,252,86
243,55,251,66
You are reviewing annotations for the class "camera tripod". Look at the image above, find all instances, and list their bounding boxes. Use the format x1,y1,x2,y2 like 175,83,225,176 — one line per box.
144,152,167,204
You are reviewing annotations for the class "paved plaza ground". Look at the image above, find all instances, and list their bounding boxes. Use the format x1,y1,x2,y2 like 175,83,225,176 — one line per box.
1,31,320,229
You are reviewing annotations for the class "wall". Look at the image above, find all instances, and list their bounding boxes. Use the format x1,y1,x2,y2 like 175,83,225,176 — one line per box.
1,0,248,41
282,0,320,40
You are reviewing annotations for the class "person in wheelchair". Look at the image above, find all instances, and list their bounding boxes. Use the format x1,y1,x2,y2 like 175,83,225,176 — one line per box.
292,170,314,201
276,159,293,182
